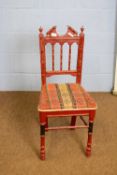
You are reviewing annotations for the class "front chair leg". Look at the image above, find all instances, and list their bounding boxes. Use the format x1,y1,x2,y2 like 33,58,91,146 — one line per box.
40,124,45,160
40,113,46,160
86,110,95,157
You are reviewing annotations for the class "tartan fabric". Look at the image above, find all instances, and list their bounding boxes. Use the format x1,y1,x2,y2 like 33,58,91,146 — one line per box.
38,83,97,111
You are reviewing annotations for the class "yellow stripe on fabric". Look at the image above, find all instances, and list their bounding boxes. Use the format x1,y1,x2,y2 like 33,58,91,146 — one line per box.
58,84,73,109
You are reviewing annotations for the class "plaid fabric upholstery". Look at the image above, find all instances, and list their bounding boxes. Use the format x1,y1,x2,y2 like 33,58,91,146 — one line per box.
38,83,97,111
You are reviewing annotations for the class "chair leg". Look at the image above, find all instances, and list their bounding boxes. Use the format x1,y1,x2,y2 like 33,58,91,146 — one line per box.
40,125,45,160
70,116,77,130
86,110,95,157
45,117,48,131
40,113,46,160
70,116,77,126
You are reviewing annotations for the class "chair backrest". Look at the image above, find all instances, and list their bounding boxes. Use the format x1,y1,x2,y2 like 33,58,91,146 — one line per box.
39,26,84,85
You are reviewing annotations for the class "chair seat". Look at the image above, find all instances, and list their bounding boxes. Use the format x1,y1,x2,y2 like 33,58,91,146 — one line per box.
38,83,97,112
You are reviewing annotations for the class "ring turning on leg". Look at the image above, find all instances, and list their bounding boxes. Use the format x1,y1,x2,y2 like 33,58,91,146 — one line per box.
40,124,45,160
40,113,46,160
86,110,95,157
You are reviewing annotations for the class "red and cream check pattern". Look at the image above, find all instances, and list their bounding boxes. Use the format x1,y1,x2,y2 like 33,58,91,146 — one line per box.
38,83,97,111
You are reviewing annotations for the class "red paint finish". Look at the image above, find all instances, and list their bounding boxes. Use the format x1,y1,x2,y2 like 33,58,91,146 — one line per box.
46,125,88,131
40,136,45,160
86,110,95,157
38,26,97,160
60,44,63,70
68,44,71,70
39,26,83,84
52,44,55,71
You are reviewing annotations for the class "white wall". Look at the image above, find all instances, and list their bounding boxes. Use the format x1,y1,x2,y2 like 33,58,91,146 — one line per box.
0,0,116,91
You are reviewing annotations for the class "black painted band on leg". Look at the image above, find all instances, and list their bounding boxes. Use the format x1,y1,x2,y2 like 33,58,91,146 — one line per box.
40,125,45,135
88,122,93,133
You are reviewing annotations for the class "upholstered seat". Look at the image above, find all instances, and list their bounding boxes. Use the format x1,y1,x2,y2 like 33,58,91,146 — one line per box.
38,83,97,111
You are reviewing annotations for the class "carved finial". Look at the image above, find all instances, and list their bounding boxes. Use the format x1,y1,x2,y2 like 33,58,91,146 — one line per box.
68,26,78,35
65,26,78,37
39,27,43,33
80,26,84,33
46,26,58,37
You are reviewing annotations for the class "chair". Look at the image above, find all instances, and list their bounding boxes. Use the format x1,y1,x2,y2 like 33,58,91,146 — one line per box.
38,26,97,160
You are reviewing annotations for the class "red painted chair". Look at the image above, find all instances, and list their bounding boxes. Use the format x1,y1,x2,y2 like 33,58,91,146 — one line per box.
38,26,97,160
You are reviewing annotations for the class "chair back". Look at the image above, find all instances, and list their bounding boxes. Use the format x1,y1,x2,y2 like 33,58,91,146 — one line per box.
39,26,84,85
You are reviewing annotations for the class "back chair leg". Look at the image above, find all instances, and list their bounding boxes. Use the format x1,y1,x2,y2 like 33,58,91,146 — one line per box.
86,110,95,157
40,113,46,160
70,116,77,127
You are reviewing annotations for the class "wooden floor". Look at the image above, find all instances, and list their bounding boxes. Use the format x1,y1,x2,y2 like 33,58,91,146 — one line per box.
0,92,117,175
